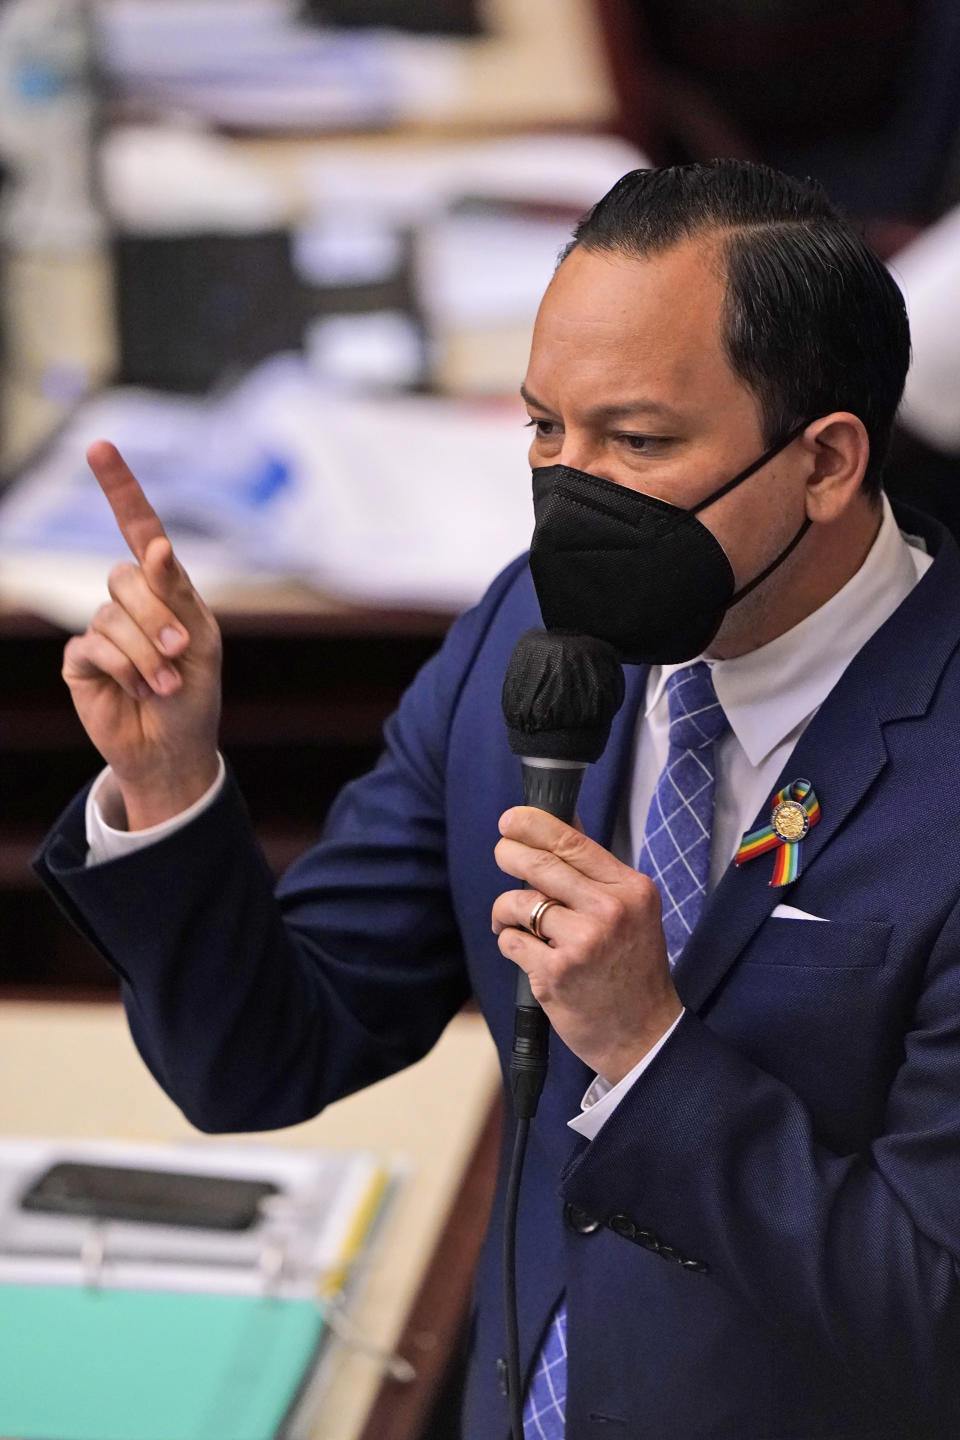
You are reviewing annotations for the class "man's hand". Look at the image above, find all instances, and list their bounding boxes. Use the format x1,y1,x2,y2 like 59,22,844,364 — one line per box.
492,807,682,1085
62,441,222,830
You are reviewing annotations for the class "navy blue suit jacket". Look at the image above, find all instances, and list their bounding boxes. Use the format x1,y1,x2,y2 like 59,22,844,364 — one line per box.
38,507,960,1438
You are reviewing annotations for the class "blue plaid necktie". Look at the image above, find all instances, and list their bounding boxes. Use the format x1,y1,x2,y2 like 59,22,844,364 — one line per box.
523,1302,567,1438
522,664,727,1438
637,661,729,966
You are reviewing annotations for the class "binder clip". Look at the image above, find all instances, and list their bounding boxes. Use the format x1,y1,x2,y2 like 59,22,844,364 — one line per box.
319,1295,416,1385
256,1190,415,1385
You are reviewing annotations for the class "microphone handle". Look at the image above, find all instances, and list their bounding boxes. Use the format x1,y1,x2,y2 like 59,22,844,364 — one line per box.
520,758,586,822
510,759,587,1119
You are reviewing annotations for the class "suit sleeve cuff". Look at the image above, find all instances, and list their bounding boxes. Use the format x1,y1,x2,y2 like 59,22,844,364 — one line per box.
85,754,227,866
567,1010,686,1141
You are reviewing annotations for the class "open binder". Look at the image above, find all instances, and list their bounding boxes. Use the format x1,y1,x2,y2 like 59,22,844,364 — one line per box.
0,1137,395,1440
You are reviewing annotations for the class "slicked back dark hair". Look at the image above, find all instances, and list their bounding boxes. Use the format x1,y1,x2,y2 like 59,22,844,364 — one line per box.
566,160,910,498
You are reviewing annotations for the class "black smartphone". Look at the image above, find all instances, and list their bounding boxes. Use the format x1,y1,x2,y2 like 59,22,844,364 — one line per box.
18,1162,279,1231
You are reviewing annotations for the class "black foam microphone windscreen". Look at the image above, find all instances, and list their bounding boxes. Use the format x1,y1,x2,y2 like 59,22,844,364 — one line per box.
502,627,626,764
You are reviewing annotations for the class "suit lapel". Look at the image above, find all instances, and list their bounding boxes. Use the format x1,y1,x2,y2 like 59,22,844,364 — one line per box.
674,504,960,1015
672,695,888,1013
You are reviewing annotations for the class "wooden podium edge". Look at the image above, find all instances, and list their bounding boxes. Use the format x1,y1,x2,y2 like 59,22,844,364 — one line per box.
358,1089,503,1440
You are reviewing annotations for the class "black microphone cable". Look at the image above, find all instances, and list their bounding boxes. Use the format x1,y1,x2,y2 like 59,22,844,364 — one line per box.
499,629,624,1440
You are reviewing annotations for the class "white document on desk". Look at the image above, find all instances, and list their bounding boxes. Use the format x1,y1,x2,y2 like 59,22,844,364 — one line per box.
0,355,533,628
96,0,465,131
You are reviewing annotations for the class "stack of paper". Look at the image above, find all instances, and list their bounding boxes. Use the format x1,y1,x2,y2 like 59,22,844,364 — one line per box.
301,133,649,392
0,354,534,628
94,0,463,131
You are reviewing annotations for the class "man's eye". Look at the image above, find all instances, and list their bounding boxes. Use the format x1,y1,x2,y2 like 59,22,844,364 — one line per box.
524,418,560,438
618,433,668,453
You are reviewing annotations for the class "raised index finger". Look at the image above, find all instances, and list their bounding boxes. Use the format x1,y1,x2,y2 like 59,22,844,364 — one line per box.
87,439,168,565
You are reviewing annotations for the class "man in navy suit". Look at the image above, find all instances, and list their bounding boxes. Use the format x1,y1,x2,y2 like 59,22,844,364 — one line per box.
38,161,960,1437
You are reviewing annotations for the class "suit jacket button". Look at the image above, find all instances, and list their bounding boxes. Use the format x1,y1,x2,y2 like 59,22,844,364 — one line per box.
497,1357,509,1397
608,1212,636,1239
564,1202,601,1234
636,1230,661,1253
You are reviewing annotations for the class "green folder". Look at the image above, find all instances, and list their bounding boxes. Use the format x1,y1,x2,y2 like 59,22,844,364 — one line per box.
0,1284,325,1440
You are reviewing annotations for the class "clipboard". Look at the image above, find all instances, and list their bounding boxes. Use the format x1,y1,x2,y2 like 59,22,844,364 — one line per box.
0,1138,396,1440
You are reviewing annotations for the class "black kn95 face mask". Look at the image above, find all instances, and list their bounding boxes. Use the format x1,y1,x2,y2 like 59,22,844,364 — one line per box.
528,422,812,666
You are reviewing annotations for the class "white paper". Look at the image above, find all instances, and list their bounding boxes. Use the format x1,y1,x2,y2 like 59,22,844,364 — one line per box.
0,355,534,627
302,133,649,224
416,211,575,330
103,125,290,235
94,0,407,131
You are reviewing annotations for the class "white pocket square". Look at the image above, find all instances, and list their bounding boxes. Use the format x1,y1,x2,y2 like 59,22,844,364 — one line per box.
771,903,828,922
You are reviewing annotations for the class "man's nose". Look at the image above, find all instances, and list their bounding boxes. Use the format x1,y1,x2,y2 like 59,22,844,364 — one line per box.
555,432,605,475
555,438,624,486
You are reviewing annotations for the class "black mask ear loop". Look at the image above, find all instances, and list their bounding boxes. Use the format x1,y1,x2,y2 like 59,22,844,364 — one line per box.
689,419,814,606
729,513,812,605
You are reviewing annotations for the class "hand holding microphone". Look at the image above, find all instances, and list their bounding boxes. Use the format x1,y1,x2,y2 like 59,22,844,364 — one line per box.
495,629,682,1108
497,628,679,1440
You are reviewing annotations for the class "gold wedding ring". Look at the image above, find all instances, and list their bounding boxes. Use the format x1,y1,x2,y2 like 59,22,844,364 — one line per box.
528,897,561,942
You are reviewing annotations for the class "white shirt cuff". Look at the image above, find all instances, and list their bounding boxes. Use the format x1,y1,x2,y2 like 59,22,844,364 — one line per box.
84,754,227,867
567,1011,685,1141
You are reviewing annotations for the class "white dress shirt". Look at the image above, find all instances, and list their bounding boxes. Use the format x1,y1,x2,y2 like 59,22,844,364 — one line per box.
85,497,931,1138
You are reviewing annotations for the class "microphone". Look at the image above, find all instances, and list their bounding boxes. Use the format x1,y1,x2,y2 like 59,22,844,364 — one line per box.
501,628,625,1118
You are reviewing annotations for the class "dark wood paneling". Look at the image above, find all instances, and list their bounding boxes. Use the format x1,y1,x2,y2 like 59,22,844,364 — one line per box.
0,607,450,991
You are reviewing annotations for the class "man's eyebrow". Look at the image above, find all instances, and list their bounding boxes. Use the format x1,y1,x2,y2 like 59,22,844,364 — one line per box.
519,384,684,423
588,399,684,422
519,383,554,412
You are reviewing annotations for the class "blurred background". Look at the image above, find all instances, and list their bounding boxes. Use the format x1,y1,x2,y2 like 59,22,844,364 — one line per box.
2,10,960,1437
1,0,959,995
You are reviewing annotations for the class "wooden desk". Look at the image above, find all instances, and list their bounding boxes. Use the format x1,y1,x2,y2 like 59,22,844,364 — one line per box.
0,1001,501,1440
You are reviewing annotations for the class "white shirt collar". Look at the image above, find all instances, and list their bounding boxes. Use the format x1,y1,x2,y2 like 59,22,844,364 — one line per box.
646,495,931,768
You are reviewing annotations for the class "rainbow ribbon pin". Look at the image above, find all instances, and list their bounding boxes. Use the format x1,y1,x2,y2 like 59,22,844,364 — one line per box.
735,778,821,887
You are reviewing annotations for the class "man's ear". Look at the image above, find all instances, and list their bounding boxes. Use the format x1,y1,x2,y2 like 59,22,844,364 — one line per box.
800,413,872,522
